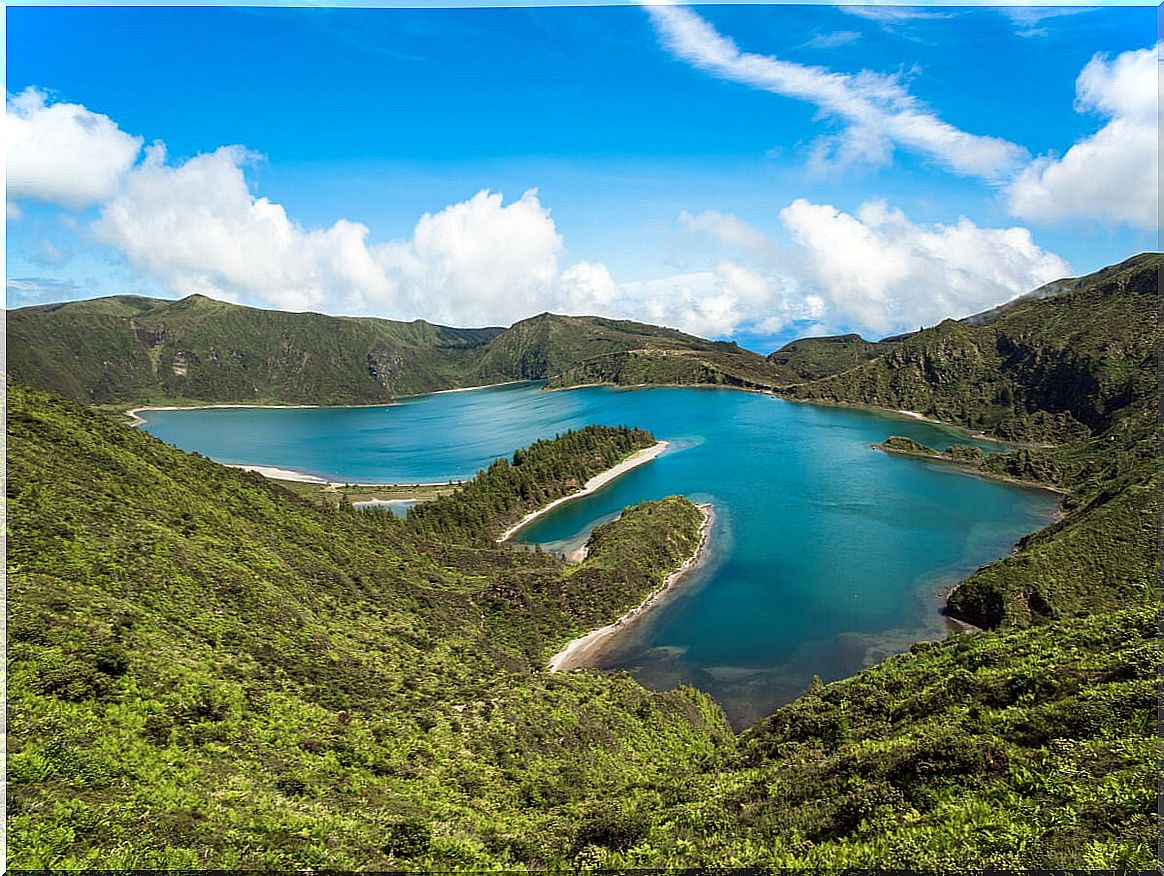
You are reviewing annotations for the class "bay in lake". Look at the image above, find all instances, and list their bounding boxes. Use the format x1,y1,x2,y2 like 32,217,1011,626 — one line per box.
140,382,1060,727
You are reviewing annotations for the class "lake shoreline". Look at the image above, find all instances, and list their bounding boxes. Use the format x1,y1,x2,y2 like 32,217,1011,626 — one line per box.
497,441,669,542
123,380,535,427
871,444,1069,498
547,502,714,673
228,463,456,490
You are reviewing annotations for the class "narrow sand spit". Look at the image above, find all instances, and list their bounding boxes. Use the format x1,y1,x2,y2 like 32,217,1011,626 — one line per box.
547,502,714,673
497,441,669,543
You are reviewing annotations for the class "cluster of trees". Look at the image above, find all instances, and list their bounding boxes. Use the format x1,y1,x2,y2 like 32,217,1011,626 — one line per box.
404,425,654,542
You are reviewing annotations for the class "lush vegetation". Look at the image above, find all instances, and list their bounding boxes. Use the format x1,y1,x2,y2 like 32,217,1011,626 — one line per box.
8,299,787,407
767,332,902,381
7,375,1158,869
405,424,654,543
7,253,1160,869
6,384,727,869
7,294,503,406
783,253,1159,443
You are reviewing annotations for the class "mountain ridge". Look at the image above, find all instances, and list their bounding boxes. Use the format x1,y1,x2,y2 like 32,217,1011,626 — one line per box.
8,296,792,406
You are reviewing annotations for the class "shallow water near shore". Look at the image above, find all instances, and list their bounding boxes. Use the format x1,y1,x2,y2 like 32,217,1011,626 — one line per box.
140,382,1060,727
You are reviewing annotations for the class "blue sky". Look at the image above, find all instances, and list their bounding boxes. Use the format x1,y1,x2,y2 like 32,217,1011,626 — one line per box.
6,3,1158,350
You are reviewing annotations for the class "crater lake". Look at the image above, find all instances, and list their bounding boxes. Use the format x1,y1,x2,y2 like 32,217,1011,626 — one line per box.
139,382,1060,727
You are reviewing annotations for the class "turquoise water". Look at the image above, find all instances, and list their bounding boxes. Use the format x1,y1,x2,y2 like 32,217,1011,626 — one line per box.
140,383,1059,727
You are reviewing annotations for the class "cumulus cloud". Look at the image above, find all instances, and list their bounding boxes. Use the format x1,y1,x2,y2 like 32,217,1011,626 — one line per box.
1007,43,1158,230
778,198,1070,334
7,87,143,209
20,89,1071,348
93,144,391,312
647,4,1027,178
90,141,612,326
372,189,568,326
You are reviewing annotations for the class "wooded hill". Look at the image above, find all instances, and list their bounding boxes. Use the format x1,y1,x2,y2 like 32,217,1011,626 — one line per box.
7,297,793,406
783,253,1160,443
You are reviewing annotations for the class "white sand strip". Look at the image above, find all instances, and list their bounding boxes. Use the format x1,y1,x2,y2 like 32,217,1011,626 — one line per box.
547,503,713,673
228,464,331,484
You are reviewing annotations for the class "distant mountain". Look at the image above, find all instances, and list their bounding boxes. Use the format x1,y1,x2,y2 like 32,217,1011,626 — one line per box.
494,314,789,390
766,332,902,382
7,294,503,406
7,297,790,406
782,253,1161,443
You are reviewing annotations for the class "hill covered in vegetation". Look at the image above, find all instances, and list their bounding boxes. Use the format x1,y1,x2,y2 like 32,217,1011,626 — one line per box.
782,253,1160,444
7,298,789,407
767,332,904,381
6,379,1158,869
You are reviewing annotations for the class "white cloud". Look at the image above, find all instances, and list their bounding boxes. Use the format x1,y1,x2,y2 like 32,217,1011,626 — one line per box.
616,259,820,340
89,142,612,327
679,209,768,250
20,90,1072,349
779,197,1070,334
6,87,143,209
93,144,391,312
1007,43,1159,230
1001,7,1093,39
648,4,1026,179
841,6,954,24
371,189,569,326
803,31,862,50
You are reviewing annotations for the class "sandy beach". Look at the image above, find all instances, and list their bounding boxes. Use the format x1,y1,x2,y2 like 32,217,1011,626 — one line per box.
547,502,714,673
497,441,669,542
227,464,331,483
125,402,330,428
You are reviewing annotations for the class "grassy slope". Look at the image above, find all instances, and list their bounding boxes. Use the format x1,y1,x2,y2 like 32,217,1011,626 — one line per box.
8,382,1158,870
8,300,790,406
767,332,901,381
7,383,729,869
478,313,789,390
7,295,504,406
785,253,1160,442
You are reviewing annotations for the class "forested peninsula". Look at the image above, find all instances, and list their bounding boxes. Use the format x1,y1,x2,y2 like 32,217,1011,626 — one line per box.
6,253,1159,868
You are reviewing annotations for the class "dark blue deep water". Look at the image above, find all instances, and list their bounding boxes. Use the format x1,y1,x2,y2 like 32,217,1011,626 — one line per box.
141,382,1059,726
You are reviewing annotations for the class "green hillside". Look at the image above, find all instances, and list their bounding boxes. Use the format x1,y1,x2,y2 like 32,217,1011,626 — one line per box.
7,254,1161,869
767,332,902,381
783,253,1161,443
7,294,503,406
7,300,789,407
6,381,1158,869
483,313,789,390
